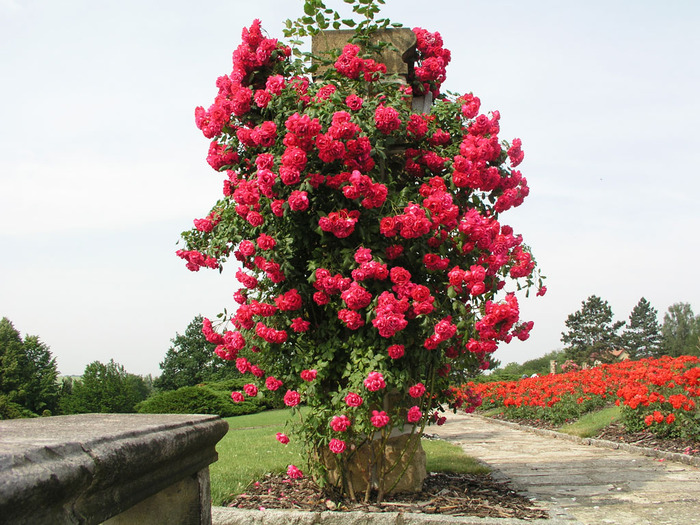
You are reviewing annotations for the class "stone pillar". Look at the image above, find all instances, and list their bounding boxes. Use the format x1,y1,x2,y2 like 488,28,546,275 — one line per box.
0,413,228,525
311,27,417,80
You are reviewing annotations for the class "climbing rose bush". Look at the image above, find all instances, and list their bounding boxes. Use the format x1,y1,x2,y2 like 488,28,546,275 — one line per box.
179,9,543,497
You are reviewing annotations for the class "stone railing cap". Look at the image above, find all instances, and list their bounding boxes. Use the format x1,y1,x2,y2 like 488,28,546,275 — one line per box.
0,413,229,524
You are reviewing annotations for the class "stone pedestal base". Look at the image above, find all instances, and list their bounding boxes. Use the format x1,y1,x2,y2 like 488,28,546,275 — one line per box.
321,433,426,495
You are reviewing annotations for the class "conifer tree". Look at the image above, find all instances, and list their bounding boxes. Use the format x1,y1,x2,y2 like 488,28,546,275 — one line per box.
154,315,233,391
561,296,624,364
621,297,662,359
0,317,60,417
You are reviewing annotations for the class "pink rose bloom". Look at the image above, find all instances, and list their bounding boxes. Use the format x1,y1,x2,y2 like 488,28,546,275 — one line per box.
236,357,250,374
256,233,276,250
338,309,365,330
291,317,311,333
364,371,386,392
329,438,346,454
194,219,214,233
287,465,303,479
230,391,245,403
390,266,411,284
387,344,405,359
345,94,364,111
536,286,547,297
507,138,524,167
341,282,373,310
330,415,351,432
407,406,422,423
385,245,404,259
354,246,372,263
254,89,271,108
276,432,290,444
271,199,285,217
284,389,301,407
244,384,258,397
281,146,308,171
300,369,317,382
233,290,247,305
313,291,330,305
408,383,426,398
370,410,390,428
265,376,283,391
345,392,363,407
288,190,309,211
374,104,401,134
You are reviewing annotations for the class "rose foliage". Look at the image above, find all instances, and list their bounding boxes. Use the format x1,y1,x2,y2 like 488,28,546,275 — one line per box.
178,2,544,498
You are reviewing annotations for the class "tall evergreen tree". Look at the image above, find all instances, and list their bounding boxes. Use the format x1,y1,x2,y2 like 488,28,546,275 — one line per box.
21,335,59,414
661,303,700,357
154,315,234,391
621,298,662,359
561,296,624,364
0,317,60,418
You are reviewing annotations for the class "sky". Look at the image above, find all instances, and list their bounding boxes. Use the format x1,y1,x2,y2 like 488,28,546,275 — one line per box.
1,0,699,377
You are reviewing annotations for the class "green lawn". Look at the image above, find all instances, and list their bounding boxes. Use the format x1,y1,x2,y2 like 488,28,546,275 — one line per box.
210,409,488,506
558,405,622,437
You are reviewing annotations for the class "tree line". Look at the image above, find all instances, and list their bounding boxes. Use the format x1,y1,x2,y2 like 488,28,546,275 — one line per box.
1,315,247,419
475,296,699,381
561,296,699,364
3,298,697,418
0,317,153,418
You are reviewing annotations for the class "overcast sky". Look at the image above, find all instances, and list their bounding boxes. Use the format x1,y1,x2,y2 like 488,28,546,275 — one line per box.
1,0,699,376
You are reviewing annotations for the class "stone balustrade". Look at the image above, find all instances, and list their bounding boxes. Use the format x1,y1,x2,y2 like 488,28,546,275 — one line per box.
0,413,228,525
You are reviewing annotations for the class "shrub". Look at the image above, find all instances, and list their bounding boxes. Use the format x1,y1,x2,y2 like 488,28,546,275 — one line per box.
136,385,266,417
0,394,36,420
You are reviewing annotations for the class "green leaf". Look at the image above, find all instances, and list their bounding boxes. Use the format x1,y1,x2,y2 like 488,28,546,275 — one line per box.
304,2,315,15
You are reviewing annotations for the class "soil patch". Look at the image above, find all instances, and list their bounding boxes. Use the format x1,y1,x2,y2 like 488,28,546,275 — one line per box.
489,415,700,458
491,414,560,431
595,422,700,457
227,471,549,520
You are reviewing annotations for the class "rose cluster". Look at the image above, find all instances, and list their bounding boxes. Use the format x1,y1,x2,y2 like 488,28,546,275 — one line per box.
179,17,544,479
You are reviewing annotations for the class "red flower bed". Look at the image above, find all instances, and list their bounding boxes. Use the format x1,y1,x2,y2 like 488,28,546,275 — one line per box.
453,356,700,438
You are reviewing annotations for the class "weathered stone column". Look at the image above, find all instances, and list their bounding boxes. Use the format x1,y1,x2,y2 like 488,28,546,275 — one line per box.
310,28,431,496
0,413,228,525
311,27,417,79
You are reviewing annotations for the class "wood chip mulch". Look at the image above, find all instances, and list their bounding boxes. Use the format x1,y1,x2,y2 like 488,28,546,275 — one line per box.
595,422,700,457
491,415,700,457
227,471,549,520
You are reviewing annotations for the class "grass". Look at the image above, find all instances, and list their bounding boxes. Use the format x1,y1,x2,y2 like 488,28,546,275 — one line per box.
210,409,302,505
224,407,298,430
558,405,622,438
423,438,490,475
210,409,489,506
